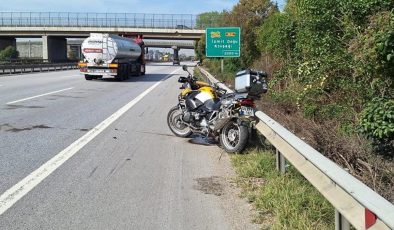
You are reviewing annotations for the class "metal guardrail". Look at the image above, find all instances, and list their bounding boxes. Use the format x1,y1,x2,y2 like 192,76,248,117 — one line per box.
0,59,52,65
198,67,394,230
0,62,78,75
0,12,215,29
144,40,195,48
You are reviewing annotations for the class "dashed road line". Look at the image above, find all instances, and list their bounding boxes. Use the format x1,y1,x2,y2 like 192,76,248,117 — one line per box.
6,87,74,105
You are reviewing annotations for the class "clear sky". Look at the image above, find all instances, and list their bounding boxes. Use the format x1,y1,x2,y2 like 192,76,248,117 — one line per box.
0,0,286,14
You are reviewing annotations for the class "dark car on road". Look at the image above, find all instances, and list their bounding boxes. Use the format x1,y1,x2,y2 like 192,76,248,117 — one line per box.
175,25,190,29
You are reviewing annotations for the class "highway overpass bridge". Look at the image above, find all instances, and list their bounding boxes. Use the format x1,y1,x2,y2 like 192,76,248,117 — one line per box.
0,12,205,61
15,40,195,60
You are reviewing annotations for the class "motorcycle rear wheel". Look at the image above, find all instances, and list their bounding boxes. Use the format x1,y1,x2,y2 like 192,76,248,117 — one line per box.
167,106,193,137
220,121,249,153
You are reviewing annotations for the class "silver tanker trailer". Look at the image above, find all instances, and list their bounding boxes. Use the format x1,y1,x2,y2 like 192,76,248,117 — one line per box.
79,33,146,81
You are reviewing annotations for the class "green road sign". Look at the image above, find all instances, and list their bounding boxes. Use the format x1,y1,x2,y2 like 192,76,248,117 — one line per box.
206,27,241,58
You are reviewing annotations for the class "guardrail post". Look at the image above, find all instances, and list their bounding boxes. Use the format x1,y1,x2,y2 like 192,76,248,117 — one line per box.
276,149,286,173
335,210,350,230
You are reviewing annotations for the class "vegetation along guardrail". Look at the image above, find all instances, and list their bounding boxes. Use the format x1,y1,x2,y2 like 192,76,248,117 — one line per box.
198,67,394,230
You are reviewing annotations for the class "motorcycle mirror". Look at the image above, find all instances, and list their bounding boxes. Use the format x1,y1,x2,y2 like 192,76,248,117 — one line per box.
182,65,188,71
178,76,187,83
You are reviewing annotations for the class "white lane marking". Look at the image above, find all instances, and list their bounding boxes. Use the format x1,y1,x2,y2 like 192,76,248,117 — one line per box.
0,68,180,216
6,88,74,105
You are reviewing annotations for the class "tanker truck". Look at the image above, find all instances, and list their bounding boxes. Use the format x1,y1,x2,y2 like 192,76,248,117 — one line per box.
78,33,145,81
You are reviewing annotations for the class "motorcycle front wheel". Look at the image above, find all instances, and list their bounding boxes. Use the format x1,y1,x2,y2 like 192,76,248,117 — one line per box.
220,121,249,153
167,106,192,137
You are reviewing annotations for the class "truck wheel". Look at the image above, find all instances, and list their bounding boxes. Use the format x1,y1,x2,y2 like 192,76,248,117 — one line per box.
115,75,123,81
121,72,127,80
115,65,123,81
116,67,125,81
85,75,93,80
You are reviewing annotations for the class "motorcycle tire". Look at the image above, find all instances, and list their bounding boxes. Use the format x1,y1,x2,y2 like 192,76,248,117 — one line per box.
167,106,192,138
220,121,249,153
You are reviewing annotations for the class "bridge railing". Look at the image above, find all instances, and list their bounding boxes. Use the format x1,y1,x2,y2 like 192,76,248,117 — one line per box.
198,67,394,230
0,12,213,29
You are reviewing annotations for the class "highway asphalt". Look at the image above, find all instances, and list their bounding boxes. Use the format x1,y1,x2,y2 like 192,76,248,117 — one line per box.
0,63,257,229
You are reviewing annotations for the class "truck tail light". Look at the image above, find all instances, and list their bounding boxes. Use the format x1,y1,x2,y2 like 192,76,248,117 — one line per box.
78,62,87,68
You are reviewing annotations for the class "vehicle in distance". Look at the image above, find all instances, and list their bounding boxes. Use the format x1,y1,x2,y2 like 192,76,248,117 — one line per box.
175,25,190,29
78,33,146,81
173,58,180,66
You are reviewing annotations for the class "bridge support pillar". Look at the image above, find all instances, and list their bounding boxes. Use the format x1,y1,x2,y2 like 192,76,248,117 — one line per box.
172,45,180,63
42,36,67,62
0,37,16,51
173,48,179,58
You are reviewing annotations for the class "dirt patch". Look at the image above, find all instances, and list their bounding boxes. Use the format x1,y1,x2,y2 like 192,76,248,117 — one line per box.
194,176,224,196
210,152,261,230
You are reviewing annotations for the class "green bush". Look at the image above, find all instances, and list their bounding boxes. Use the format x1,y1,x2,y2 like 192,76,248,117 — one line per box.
254,0,394,133
0,46,19,60
358,98,394,140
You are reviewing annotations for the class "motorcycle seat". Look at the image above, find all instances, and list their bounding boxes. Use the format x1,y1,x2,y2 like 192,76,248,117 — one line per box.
221,92,248,99
204,99,222,112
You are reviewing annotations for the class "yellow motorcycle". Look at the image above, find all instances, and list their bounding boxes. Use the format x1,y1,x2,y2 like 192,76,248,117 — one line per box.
167,65,268,153
167,65,223,137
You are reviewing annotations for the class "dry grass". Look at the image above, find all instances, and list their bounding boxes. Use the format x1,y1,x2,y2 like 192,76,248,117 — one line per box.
231,149,334,229
256,99,394,203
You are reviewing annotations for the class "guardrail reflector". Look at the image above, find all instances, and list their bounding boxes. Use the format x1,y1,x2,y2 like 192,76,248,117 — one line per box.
365,209,377,229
